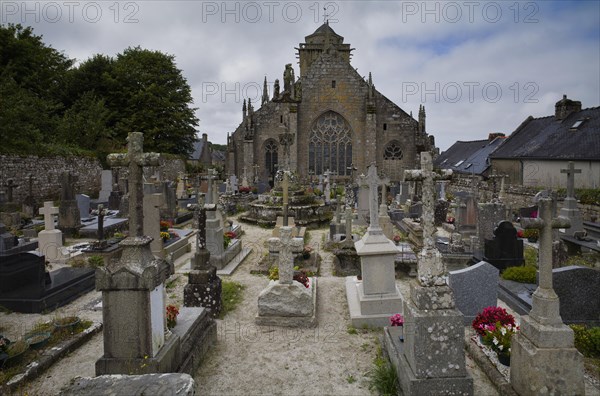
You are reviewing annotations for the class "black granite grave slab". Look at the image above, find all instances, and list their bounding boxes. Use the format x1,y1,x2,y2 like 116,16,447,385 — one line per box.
483,221,524,270
553,266,600,326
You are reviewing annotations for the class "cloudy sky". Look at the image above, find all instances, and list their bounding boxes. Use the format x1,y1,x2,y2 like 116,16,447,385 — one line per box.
3,1,599,151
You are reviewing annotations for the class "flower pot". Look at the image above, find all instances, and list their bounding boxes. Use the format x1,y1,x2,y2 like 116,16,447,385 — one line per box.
497,352,510,366
5,341,29,367
25,332,52,350
167,319,177,329
388,325,404,343
53,316,80,332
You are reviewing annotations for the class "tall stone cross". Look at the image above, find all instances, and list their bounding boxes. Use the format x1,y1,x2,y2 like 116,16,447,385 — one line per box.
107,132,160,237
379,173,391,216
344,207,354,247
26,174,35,197
405,152,453,253
39,201,58,231
97,204,106,241
561,162,581,199
253,164,260,183
279,131,294,170
204,168,218,205
282,171,290,226
5,179,18,202
520,196,570,325
364,164,384,230
487,173,507,202
193,195,207,250
269,226,302,284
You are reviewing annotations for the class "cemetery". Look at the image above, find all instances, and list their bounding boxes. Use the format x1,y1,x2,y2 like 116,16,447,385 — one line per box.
1,12,599,396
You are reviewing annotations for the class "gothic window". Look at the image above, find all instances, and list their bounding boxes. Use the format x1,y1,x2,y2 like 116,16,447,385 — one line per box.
384,140,403,160
265,139,278,178
308,111,352,176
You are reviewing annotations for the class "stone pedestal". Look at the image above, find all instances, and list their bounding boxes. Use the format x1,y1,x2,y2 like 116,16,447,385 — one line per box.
95,237,176,375
58,200,81,236
184,249,222,318
256,278,317,327
38,229,65,262
346,230,403,327
390,282,472,395
205,208,224,267
559,197,584,236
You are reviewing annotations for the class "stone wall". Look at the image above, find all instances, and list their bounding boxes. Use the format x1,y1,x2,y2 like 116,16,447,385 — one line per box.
0,155,186,205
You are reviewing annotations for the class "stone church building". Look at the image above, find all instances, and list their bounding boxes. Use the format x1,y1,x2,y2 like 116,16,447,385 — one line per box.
226,23,435,183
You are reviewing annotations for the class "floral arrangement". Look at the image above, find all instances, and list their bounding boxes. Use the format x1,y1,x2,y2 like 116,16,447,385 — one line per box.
482,321,519,356
239,186,251,194
160,221,171,232
293,271,310,288
160,231,171,241
472,306,516,337
166,305,179,329
516,229,524,238
389,314,404,327
223,231,236,249
393,235,402,243
301,245,312,259
446,216,455,224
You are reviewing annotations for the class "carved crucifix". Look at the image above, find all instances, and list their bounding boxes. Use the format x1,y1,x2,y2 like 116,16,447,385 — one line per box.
487,172,507,202
379,173,391,216
39,201,58,231
268,226,302,284
364,164,384,231
520,196,570,325
282,171,290,226
107,132,160,237
4,179,18,203
279,131,294,170
203,168,218,205
560,162,581,199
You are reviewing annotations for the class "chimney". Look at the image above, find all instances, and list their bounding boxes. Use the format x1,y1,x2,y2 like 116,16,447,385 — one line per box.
202,133,208,142
488,132,505,141
555,94,582,120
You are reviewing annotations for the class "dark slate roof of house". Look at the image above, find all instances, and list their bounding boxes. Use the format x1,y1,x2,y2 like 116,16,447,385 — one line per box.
190,139,203,160
491,106,600,160
435,138,506,175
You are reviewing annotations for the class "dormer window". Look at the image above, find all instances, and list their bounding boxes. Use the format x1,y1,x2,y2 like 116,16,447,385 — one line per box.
454,160,464,167
570,119,585,129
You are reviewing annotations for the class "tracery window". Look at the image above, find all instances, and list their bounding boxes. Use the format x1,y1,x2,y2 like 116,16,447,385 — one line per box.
308,111,352,176
265,139,278,178
384,140,403,160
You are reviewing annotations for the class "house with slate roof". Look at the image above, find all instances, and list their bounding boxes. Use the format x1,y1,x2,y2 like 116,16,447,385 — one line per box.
434,134,506,178
490,95,600,189
189,133,214,167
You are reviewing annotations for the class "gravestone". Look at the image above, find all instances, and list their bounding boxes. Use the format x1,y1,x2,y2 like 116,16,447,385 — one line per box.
519,205,538,219
456,195,477,235
511,196,584,395
161,181,178,221
346,164,402,327
483,221,524,270
553,266,600,326
559,162,584,236
184,200,222,317
58,172,81,236
434,200,450,226
38,201,64,262
3,179,18,202
143,190,164,258
477,202,506,250
257,226,316,327
378,176,394,240
76,194,91,220
98,170,113,202
108,184,123,211
388,152,472,395
22,174,37,218
229,175,238,193
204,170,225,268
356,175,369,225
448,261,499,324
176,176,186,199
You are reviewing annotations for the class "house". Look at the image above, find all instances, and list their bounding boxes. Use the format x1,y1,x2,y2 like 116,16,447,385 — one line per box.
490,95,600,189
434,134,506,179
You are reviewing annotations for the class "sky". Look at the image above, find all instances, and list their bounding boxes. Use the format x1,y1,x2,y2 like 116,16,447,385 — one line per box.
2,0,599,151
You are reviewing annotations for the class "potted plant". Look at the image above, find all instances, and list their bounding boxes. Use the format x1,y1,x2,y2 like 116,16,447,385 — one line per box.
161,231,171,242
166,304,179,329
393,235,402,245
53,315,81,332
25,331,52,349
301,245,312,260
472,306,515,338
388,313,404,342
482,321,519,366
5,339,29,366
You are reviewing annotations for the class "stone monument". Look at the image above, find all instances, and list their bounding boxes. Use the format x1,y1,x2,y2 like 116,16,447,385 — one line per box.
511,196,584,394
559,162,584,236
387,152,472,395
58,172,81,236
38,201,64,262
345,164,403,327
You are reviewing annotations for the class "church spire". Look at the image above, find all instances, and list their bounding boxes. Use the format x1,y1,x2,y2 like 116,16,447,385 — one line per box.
418,105,426,133
248,98,254,116
262,77,269,105
242,99,247,120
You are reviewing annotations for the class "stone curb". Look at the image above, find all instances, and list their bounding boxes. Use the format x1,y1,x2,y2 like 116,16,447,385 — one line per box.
3,321,103,394
464,334,518,396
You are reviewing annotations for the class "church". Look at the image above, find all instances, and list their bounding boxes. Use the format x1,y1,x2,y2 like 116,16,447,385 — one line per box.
226,22,435,184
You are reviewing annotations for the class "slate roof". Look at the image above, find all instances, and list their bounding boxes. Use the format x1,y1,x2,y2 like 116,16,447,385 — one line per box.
190,139,203,160
491,106,600,160
434,138,506,175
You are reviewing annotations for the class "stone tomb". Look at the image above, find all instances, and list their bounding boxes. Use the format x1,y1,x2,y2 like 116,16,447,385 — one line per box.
448,261,499,324
37,201,66,262
483,221,524,270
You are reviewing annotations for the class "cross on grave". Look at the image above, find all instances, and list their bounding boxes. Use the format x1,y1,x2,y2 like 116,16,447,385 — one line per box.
60,172,78,201
253,164,260,183
107,132,160,237
282,171,290,226
192,195,207,251
4,179,18,202
487,173,506,202
520,196,570,325
269,226,303,284
39,201,58,231
344,207,354,247
279,131,294,170
26,174,34,197
97,204,107,240
242,166,248,181
363,165,384,230
203,169,218,204
561,162,581,199
379,173,390,216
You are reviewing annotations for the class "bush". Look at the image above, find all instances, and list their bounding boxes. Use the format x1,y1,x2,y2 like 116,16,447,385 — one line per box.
367,346,398,396
88,255,104,268
524,246,538,267
570,325,600,358
502,265,537,284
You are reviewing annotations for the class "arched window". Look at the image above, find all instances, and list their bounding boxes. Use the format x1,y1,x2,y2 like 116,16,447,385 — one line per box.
264,139,278,178
384,140,403,160
308,111,352,176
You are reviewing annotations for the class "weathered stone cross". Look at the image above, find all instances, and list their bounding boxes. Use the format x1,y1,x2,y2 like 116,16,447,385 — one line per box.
204,168,218,205
269,226,302,284
107,132,160,237
560,162,581,199
343,207,354,247
378,173,390,216
487,172,507,202
282,170,290,226
39,201,58,231
5,179,18,202
520,196,570,325
364,164,385,231
405,152,452,285
253,164,260,183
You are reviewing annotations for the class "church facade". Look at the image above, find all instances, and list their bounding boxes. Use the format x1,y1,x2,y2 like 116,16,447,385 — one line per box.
226,23,435,183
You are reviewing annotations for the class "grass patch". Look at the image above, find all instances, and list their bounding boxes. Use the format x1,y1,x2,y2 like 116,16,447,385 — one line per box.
165,276,179,290
347,325,358,335
524,246,538,267
219,281,245,319
346,374,356,384
367,345,398,396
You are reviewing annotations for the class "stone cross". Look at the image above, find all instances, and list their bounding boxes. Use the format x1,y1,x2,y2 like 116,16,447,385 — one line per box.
344,207,353,247
204,169,218,204
379,173,391,216
364,164,385,230
253,164,260,184
282,171,290,226
487,173,506,202
279,132,294,170
39,201,58,231
243,166,248,181
560,162,581,199
4,179,18,202
438,180,447,201
107,132,160,237
521,196,570,325
269,226,303,284
193,199,207,250
26,174,34,197
60,172,77,201
405,152,452,285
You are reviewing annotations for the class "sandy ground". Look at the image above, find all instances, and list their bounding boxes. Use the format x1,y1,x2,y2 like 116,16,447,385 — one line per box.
3,219,502,395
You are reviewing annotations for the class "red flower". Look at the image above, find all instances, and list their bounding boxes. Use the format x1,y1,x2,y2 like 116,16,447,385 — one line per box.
472,306,515,337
